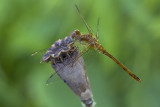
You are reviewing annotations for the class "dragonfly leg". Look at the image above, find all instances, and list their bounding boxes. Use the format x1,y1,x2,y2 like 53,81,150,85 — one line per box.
74,41,79,47
84,44,88,51
80,44,84,53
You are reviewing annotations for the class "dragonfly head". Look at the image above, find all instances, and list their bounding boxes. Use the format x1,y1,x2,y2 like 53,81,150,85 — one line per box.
71,30,81,41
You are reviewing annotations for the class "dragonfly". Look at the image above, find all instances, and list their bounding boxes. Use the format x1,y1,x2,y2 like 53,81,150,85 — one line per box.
39,4,141,83
70,5,141,82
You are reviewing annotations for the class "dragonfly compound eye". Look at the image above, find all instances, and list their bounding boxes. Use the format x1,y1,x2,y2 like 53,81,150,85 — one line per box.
71,30,81,40
75,30,81,35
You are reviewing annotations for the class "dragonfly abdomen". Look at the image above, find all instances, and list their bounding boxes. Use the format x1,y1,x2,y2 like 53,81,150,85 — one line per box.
95,43,141,82
95,43,113,58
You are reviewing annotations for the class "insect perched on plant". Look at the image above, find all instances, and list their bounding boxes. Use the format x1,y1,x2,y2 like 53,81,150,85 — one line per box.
38,28,95,107
69,5,141,82
34,5,141,82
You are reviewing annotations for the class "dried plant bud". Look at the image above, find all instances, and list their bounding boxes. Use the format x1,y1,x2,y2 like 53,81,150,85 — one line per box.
41,37,95,107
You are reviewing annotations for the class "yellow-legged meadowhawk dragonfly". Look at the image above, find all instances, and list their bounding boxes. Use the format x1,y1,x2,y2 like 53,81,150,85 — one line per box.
72,5,141,82
36,4,141,83
32,5,141,106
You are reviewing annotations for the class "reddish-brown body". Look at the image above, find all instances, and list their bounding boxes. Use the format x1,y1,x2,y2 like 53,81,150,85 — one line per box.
71,30,141,82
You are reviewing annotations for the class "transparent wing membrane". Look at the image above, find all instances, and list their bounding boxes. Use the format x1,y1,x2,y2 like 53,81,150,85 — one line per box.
96,17,99,41
75,4,94,35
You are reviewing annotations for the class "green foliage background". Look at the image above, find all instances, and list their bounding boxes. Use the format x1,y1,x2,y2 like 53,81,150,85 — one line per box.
0,0,160,107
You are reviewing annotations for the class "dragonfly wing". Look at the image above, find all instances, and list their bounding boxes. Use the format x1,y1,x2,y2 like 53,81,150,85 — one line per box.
75,4,95,35
46,72,61,85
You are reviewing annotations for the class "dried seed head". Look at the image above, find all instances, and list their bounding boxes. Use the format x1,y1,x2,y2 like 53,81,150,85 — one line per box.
41,36,74,63
41,36,95,107
51,47,94,107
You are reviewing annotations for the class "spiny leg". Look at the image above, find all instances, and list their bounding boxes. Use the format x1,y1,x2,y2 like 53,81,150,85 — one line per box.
76,47,91,69
80,44,85,53
70,44,91,67
75,41,80,47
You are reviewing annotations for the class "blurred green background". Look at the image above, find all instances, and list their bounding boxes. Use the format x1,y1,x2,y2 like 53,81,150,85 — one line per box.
0,0,160,107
